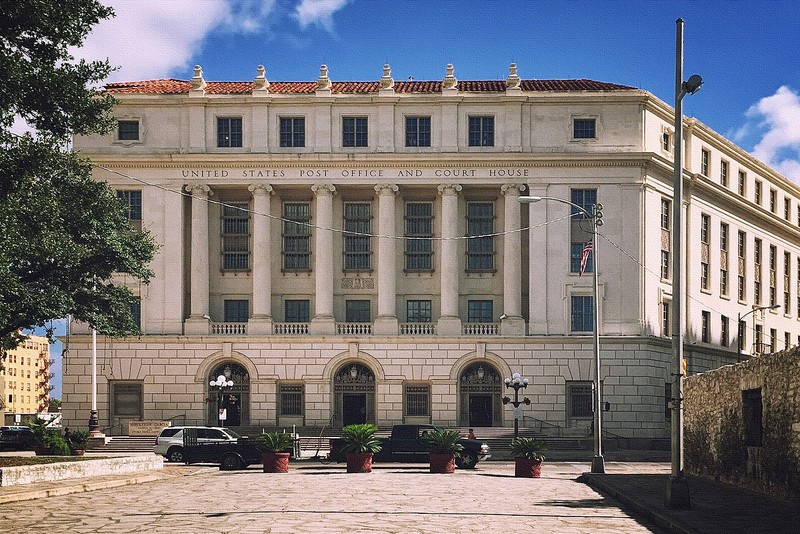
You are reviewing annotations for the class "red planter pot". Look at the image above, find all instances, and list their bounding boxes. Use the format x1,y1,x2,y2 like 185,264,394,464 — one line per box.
346,452,374,473
429,453,456,474
515,458,543,478
262,452,290,473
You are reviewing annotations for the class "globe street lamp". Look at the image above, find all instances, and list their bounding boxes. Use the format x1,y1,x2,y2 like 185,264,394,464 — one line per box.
667,17,703,510
738,304,780,359
519,194,605,474
209,370,234,426
502,372,530,438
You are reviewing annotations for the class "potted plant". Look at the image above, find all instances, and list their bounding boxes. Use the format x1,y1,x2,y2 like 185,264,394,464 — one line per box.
254,432,295,473
29,418,69,456
66,429,90,456
422,429,464,474
510,437,548,478
340,423,382,473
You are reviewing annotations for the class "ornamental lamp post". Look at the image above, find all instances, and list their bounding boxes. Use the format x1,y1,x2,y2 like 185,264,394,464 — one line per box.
209,372,234,426
737,304,780,359
502,372,530,438
519,194,605,474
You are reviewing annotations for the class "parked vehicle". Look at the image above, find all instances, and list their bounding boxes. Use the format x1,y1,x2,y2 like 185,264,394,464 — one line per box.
0,426,36,451
182,436,263,470
328,424,490,469
153,426,240,463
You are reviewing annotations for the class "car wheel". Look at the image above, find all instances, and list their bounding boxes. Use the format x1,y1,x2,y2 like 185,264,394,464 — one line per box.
166,447,185,463
456,452,478,469
220,453,243,470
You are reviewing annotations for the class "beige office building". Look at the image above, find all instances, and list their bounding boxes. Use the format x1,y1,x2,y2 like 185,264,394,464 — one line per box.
2,334,51,425
63,64,800,444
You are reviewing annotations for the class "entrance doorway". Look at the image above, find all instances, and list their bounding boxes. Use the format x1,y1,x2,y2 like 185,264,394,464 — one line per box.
333,363,375,427
207,362,249,427
468,394,493,427
459,363,502,426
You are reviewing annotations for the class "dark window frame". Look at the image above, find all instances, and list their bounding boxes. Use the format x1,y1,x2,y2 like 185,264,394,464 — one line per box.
282,202,311,271
217,117,243,148
405,116,431,147
466,201,495,271
117,120,140,141
573,118,597,139
468,115,494,147
342,116,368,147
224,299,249,323
279,117,306,147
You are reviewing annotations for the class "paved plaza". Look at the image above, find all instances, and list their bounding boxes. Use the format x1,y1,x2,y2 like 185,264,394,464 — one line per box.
1,461,661,533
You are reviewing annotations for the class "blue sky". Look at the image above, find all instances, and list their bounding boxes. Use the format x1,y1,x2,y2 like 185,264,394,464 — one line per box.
38,0,797,398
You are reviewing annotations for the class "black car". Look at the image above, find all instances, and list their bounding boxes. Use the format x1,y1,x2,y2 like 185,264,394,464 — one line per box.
0,426,36,450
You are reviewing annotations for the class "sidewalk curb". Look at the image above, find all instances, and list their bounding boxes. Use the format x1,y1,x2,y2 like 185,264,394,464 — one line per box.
0,473,163,504
579,473,694,534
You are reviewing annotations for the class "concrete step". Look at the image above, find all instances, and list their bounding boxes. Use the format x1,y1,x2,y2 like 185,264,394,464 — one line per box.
89,436,155,452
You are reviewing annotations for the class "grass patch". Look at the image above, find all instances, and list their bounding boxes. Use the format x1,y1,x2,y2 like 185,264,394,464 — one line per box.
0,456,108,468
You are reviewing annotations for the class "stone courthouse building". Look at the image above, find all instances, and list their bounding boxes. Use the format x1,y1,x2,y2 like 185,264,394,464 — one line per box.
62,63,800,444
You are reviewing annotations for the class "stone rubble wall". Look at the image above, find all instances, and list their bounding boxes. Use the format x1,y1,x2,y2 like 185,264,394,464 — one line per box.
0,455,163,487
684,348,800,500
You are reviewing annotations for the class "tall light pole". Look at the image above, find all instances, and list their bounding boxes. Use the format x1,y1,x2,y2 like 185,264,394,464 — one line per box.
667,17,703,510
737,304,780,359
503,372,530,438
519,195,605,474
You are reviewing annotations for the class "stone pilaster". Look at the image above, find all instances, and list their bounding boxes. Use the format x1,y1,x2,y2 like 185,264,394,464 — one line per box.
437,184,462,335
310,183,336,335
184,184,211,335
248,183,274,334
501,183,526,335
374,184,399,334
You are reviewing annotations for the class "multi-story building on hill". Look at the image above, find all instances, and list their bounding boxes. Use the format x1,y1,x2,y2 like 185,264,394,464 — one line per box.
63,63,800,444
2,334,52,425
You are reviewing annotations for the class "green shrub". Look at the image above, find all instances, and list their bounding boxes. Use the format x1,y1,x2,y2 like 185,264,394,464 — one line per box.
254,432,294,453
422,429,464,454
510,437,548,461
341,424,382,454
66,429,90,451
44,433,71,455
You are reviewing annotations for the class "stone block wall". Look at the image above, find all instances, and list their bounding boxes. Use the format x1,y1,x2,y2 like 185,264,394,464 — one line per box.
684,348,800,500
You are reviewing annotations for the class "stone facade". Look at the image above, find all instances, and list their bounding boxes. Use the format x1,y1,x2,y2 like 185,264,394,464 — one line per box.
685,348,800,499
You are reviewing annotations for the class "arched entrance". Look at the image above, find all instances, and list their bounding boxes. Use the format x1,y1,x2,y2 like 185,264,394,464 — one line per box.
207,362,249,427
459,363,502,427
333,363,375,427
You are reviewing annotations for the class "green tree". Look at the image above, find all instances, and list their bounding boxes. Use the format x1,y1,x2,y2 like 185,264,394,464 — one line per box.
0,0,156,355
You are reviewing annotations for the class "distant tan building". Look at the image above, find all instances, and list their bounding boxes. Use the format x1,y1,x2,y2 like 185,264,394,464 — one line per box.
2,334,52,425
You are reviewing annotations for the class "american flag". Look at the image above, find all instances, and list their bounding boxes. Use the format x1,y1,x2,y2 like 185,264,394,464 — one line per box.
579,241,593,276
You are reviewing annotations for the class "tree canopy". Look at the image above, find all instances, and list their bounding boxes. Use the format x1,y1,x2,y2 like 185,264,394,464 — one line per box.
0,0,156,352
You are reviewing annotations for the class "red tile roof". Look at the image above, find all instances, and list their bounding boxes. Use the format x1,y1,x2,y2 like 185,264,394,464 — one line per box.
105,78,635,95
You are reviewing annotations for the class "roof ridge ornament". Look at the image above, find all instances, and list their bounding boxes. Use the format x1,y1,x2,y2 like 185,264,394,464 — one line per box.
379,63,395,93
506,63,522,92
190,65,206,96
316,64,332,95
442,63,458,93
253,65,270,94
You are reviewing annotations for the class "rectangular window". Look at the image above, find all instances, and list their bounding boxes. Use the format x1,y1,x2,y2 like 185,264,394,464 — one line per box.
466,202,494,270
406,300,432,323
130,296,141,329
770,328,777,352
701,262,709,290
784,198,791,221
279,384,304,417
754,238,762,265
217,117,243,147
661,250,670,280
662,130,672,152
739,320,747,353
117,190,142,222
284,300,310,322
342,116,368,147
755,324,763,353
573,118,596,139
700,214,710,244
467,300,493,323
701,149,710,176
345,300,371,322
571,295,593,332
404,202,433,271
567,382,593,418
222,203,249,270
785,331,791,350
468,115,494,146
662,301,670,337
720,223,729,251
720,269,728,296
279,117,305,147
738,171,746,196
661,199,671,230
283,202,311,270
721,316,729,347
571,189,596,273
701,311,711,343
117,120,139,141
404,384,430,417
405,116,431,147
224,300,249,322
770,189,777,213
720,160,729,187
738,231,746,259
111,382,143,418
343,202,371,270
755,180,762,205
742,388,763,446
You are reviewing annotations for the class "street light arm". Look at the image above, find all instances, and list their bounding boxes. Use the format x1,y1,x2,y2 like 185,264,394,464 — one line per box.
518,196,591,219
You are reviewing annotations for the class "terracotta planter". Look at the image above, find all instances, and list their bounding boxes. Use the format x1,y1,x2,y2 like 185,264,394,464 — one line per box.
429,453,456,474
514,458,543,478
262,452,290,473
345,452,374,473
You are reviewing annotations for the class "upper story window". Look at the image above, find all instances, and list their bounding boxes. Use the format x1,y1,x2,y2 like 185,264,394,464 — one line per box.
405,201,433,271
468,116,494,147
571,189,596,218
130,296,141,329
661,198,671,230
282,202,311,271
345,300,371,322
720,222,729,252
784,198,791,221
343,202,371,271
755,180,762,205
117,190,142,224
342,117,368,147
405,116,431,147
406,300,432,323
117,120,140,141
701,310,711,343
284,300,310,322
738,231,746,259
661,130,672,152
217,117,243,148
720,160,729,187
467,300,493,323
700,214,710,244
738,171,747,196
701,149,710,176
221,203,249,270
466,202,494,271
754,238,762,265
573,118,596,139
769,189,777,213
570,295,593,332
280,117,305,147
224,299,249,322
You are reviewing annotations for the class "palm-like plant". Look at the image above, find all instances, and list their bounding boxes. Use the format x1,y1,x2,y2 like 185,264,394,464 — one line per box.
510,437,548,461
422,429,464,454
340,423,382,453
254,431,295,453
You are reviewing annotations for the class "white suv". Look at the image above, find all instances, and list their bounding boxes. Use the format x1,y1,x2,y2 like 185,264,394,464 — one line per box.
153,426,240,463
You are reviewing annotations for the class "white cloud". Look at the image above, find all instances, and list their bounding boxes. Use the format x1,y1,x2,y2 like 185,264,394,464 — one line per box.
294,0,349,31
746,86,800,184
